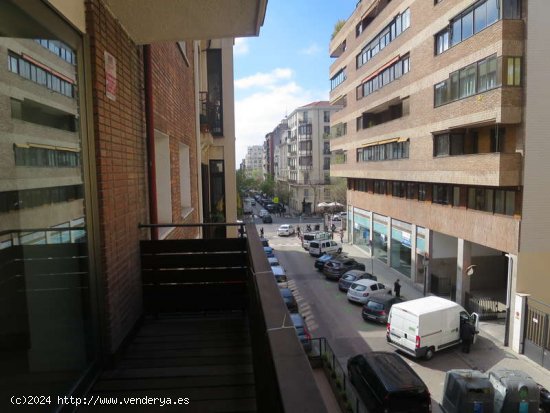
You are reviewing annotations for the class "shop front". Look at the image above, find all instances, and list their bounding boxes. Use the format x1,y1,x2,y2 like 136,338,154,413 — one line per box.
390,219,412,277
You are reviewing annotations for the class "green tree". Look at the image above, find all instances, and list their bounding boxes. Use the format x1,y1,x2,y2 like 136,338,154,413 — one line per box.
329,177,347,205
260,175,275,197
275,181,291,205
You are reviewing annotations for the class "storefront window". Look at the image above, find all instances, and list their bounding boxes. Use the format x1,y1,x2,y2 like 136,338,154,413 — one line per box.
373,214,388,264
390,219,412,277
352,208,371,254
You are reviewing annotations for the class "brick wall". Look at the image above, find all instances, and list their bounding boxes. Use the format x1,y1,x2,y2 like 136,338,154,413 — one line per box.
150,42,200,239
86,0,148,353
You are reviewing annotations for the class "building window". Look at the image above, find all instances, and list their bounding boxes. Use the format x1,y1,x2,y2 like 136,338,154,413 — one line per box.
468,187,494,212
434,54,500,107
207,49,224,136
494,189,515,215
331,68,347,90
392,182,406,198
357,139,409,162
506,57,521,86
179,144,192,212
356,9,411,69
374,180,386,195
433,184,453,205
357,55,410,101
324,111,330,122
323,157,330,170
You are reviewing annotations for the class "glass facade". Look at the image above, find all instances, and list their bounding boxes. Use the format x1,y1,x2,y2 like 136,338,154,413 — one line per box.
390,219,412,277
0,3,97,406
372,214,388,263
352,208,371,254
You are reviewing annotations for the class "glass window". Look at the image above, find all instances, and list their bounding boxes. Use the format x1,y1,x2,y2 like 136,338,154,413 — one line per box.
418,184,427,201
453,187,461,207
462,11,474,40
434,81,448,107
459,64,476,98
487,0,499,25
402,9,411,31
474,3,487,34
436,30,449,55
434,134,449,156
505,190,515,215
452,19,462,45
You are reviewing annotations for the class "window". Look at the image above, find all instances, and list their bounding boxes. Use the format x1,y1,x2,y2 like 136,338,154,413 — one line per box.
468,187,494,212
436,30,450,54
506,57,521,86
155,131,173,239
401,9,411,31
392,182,406,198
331,68,347,90
418,184,427,201
434,134,450,156
474,2,487,34
324,126,330,136
357,55,410,100
179,144,192,212
433,184,453,205
452,187,461,207
323,157,330,170
324,111,330,122
459,63,476,98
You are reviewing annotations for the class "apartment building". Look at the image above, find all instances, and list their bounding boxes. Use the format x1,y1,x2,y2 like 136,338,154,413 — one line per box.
244,144,263,178
279,102,338,214
329,0,550,366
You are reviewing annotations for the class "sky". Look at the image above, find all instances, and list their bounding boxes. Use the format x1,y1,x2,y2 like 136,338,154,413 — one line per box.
233,0,358,164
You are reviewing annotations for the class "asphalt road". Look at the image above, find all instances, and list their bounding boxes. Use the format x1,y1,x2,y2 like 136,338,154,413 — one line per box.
252,210,466,412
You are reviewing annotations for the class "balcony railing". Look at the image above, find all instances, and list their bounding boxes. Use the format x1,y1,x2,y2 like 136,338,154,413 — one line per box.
199,91,223,136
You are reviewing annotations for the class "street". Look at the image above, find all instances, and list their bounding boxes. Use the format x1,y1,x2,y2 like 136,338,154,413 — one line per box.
250,208,550,412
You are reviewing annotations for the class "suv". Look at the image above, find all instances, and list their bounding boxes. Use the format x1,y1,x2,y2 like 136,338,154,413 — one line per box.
309,240,342,257
302,231,331,250
323,257,366,280
347,352,431,413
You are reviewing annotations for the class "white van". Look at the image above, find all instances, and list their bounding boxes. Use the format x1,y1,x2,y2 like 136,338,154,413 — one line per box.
309,240,342,257
302,231,331,250
386,296,479,360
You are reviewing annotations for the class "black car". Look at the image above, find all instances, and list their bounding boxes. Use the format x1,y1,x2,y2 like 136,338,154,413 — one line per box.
314,252,344,271
338,270,376,292
279,288,298,313
348,352,431,413
262,214,273,223
323,257,366,280
362,295,404,324
266,202,285,213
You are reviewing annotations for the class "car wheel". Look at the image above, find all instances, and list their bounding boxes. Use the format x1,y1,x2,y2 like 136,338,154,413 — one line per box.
337,248,342,253
424,347,435,360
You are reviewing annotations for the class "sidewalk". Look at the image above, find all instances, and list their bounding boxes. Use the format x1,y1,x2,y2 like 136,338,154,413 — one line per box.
344,239,550,391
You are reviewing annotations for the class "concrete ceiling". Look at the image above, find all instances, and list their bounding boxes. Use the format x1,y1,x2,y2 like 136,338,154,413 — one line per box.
103,0,267,44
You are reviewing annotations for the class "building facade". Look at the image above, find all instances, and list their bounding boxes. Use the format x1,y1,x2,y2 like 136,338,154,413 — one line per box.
329,0,550,365
279,102,338,214
244,144,263,179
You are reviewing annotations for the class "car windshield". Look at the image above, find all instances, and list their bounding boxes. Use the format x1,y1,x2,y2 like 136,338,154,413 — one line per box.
352,284,367,291
366,301,384,310
310,242,319,248
342,274,356,281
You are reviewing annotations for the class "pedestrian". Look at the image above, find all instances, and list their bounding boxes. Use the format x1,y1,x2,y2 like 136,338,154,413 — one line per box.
460,319,476,353
340,228,344,243
394,279,401,298
260,227,264,238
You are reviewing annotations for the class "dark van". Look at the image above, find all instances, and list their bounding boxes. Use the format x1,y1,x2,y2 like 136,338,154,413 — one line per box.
347,352,431,413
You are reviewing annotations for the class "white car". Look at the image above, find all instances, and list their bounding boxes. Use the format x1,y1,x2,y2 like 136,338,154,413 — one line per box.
277,224,295,236
259,209,269,217
268,257,280,266
347,279,391,304
271,265,287,283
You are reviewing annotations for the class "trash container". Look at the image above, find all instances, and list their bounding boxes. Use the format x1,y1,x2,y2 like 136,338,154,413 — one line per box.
488,369,539,413
441,369,494,413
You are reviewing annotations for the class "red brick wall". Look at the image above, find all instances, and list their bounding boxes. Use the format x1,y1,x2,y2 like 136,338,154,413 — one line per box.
86,0,148,353
151,42,200,239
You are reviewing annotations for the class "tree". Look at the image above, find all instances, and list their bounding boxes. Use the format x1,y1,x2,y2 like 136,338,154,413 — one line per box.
275,181,291,205
260,174,275,197
330,177,347,205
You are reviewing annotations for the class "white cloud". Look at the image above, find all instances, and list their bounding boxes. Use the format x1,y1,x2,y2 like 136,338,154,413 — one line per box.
235,68,293,90
235,77,326,164
234,38,250,56
300,43,322,55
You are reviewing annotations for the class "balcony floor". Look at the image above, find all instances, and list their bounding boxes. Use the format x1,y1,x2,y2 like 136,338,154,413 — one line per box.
81,312,255,412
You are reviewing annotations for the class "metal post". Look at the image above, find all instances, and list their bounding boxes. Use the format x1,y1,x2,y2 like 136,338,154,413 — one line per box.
504,253,513,347
368,239,374,277
423,254,430,297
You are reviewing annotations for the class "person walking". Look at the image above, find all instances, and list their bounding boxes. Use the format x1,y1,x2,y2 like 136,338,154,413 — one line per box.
339,228,344,243
460,319,476,353
260,227,264,238
393,279,401,298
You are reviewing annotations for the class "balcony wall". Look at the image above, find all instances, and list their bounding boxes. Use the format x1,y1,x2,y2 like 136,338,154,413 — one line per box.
349,190,520,253
332,152,522,187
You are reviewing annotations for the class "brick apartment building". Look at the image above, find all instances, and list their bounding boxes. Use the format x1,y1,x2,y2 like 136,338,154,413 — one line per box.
0,0,268,407
329,0,550,368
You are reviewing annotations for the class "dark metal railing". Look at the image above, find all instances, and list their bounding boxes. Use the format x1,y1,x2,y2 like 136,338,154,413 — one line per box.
465,292,506,320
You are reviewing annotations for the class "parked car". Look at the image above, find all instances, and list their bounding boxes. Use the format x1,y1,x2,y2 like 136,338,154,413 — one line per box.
362,295,404,324
347,279,391,304
290,313,312,352
262,214,273,223
260,237,269,247
338,270,376,292
271,265,287,283
347,352,431,413
268,257,280,266
243,204,253,214
302,231,331,250
309,240,342,257
277,224,295,236
314,251,345,271
323,257,366,280
259,209,269,217
250,200,256,206
266,203,284,213
279,288,298,312
263,246,274,258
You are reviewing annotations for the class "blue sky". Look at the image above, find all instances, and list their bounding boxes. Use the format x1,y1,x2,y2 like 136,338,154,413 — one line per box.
234,0,357,163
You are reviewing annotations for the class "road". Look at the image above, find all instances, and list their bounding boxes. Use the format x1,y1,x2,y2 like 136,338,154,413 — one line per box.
250,209,471,412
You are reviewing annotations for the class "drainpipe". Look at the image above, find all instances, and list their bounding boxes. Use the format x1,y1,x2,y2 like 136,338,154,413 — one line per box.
504,253,513,346
143,45,158,240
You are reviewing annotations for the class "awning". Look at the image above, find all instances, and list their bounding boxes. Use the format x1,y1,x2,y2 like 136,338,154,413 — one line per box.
361,137,408,147
362,55,401,84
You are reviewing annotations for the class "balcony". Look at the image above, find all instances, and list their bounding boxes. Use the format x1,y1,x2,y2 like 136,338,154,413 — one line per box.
200,91,223,136
0,224,329,412
331,152,522,187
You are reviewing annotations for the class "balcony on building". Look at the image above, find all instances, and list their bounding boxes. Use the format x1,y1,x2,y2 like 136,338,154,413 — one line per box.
200,91,223,137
